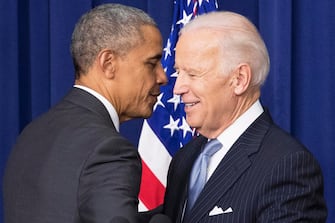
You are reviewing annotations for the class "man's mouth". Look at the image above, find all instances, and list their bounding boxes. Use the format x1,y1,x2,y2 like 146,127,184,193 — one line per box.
184,102,199,107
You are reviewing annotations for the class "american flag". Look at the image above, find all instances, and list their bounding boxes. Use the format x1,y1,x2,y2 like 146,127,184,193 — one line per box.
138,0,218,211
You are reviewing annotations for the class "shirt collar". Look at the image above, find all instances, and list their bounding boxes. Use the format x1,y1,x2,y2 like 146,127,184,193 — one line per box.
217,100,264,150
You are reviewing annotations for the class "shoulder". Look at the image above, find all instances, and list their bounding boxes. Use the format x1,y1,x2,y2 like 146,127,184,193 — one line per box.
263,122,310,156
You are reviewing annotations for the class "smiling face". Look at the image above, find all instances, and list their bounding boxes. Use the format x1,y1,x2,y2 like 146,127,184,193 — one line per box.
174,30,238,137
114,25,167,121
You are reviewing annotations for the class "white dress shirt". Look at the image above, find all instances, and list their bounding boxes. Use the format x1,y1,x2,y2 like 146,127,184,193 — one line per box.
74,85,120,132
206,100,264,180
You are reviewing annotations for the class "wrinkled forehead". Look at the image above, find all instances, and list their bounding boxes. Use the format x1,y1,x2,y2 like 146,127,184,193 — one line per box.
175,31,220,70
178,29,217,47
176,30,219,57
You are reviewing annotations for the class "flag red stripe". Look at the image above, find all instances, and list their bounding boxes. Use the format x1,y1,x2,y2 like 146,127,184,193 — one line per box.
139,160,166,210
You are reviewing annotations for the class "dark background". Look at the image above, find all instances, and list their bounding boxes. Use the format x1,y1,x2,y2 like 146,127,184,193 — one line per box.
1,0,334,222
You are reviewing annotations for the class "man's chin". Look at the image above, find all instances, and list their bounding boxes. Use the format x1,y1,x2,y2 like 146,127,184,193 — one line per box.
142,114,152,119
185,117,198,129
141,109,153,119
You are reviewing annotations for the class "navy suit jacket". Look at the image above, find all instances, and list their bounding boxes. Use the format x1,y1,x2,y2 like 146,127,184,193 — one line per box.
3,88,141,223
163,110,327,222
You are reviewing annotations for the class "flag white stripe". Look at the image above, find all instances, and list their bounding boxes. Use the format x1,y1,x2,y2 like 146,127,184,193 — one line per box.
138,200,148,212
138,120,172,186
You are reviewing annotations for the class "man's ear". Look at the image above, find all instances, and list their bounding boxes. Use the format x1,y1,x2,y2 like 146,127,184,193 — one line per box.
232,63,252,95
98,49,116,79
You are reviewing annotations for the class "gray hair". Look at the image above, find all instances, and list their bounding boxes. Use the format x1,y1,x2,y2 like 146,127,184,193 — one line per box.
180,11,270,87
71,3,157,77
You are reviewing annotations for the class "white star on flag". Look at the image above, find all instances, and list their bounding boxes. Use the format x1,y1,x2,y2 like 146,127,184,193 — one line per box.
164,116,180,136
153,93,165,111
167,94,181,111
180,116,193,138
163,39,172,60
177,10,193,26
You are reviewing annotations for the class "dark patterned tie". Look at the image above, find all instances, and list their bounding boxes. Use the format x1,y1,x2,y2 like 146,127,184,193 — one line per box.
187,139,222,211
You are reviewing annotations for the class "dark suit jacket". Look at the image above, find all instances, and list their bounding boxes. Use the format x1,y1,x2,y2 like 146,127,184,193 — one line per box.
163,110,327,223
3,88,141,223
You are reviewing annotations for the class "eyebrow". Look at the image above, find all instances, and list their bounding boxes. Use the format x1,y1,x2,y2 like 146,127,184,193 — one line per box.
173,66,198,73
147,53,162,61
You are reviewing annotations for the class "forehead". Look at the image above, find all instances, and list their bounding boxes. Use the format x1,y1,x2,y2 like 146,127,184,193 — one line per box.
178,29,213,46
140,25,162,52
175,31,219,68
141,25,162,43
128,25,162,58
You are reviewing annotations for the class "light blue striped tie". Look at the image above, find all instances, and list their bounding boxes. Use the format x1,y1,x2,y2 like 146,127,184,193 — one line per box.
187,139,222,211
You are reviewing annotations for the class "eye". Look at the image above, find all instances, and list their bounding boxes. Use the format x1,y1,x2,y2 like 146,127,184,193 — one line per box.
146,60,158,69
149,62,156,68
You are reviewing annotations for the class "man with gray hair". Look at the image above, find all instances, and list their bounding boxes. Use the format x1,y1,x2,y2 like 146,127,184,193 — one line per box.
4,4,167,223
161,11,327,223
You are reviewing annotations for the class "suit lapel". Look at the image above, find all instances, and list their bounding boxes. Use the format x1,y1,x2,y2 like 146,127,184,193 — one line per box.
184,111,273,223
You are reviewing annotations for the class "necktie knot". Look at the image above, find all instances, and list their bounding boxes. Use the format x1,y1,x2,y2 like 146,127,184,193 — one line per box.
187,139,222,212
202,139,222,157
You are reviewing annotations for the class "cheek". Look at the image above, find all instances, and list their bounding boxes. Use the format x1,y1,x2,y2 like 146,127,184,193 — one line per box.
201,85,228,116
133,80,154,105
127,72,150,93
